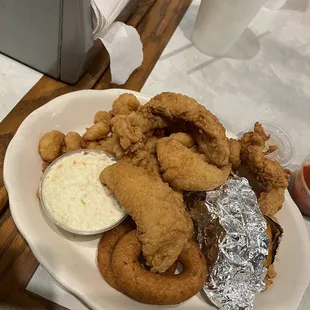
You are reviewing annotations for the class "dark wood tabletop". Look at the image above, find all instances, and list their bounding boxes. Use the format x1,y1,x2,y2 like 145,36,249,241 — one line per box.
0,0,192,309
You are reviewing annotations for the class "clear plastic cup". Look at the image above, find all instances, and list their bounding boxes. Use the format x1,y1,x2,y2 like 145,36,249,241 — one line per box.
191,0,266,57
289,155,310,217
238,121,295,167
39,150,127,235
259,121,295,167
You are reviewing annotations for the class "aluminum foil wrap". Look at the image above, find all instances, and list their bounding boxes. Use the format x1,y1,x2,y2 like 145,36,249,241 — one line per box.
184,176,269,310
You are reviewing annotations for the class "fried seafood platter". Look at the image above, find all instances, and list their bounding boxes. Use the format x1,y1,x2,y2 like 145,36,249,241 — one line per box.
5,89,310,310
36,91,294,307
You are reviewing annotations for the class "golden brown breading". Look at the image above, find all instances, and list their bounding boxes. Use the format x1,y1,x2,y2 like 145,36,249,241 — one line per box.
63,132,82,152
131,149,160,176
228,138,241,170
240,123,289,190
118,136,160,175
169,132,194,148
111,110,167,151
82,122,110,141
258,188,286,217
111,112,145,150
112,93,140,115
38,130,65,162
146,92,230,167
254,121,270,140
111,230,207,305
264,145,278,155
157,138,231,191
97,218,177,293
239,122,291,216
100,161,193,273
99,135,125,159
86,141,102,150
94,111,113,124
144,137,158,154
86,135,124,159
42,161,50,173
97,217,136,292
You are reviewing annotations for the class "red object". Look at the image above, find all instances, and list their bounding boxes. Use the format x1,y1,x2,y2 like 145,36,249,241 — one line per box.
303,165,310,191
289,166,310,216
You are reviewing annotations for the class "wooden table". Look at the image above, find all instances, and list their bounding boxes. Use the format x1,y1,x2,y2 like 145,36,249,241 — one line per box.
0,0,192,308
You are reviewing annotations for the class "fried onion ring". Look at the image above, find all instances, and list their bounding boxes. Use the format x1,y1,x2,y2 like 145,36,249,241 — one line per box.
111,230,207,305
97,218,135,292
97,219,177,292
146,92,229,167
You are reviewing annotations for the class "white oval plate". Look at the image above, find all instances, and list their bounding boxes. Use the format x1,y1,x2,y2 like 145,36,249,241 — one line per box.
4,89,310,310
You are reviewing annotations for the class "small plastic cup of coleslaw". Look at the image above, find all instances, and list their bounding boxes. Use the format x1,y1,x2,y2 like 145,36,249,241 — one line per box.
39,150,127,235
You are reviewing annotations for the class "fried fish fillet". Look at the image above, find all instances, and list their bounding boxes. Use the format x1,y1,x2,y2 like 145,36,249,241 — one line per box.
228,138,241,169
100,161,193,273
168,132,194,148
157,137,231,191
146,92,229,167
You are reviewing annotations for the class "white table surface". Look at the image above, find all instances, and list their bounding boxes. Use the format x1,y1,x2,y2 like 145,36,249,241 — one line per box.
0,54,42,122
1,0,310,309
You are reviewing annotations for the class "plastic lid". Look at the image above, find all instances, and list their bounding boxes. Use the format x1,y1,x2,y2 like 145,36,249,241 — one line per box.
238,121,295,167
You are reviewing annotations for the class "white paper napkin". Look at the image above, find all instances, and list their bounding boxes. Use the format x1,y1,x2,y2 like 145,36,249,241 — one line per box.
91,0,143,85
27,265,90,310
91,0,130,34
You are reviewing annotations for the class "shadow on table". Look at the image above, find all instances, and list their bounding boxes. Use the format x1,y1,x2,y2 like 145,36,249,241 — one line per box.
281,0,309,12
178,4,199,41
225,29,266,60
186,30,269,75
179,4,264,62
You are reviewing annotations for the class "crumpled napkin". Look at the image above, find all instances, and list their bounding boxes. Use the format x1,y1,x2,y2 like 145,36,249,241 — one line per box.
91,0,143,85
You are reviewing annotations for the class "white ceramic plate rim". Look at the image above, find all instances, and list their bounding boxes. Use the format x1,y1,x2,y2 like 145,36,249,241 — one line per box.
4,89,310,310
4,89,147,310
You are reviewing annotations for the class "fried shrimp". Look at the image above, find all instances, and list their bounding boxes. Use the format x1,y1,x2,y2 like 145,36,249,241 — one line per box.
111,110,167,151
94,111,113,124
38,130,65,162
83,122,110,141
63,132,82,152
112,93,140,115
239,122,291,216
